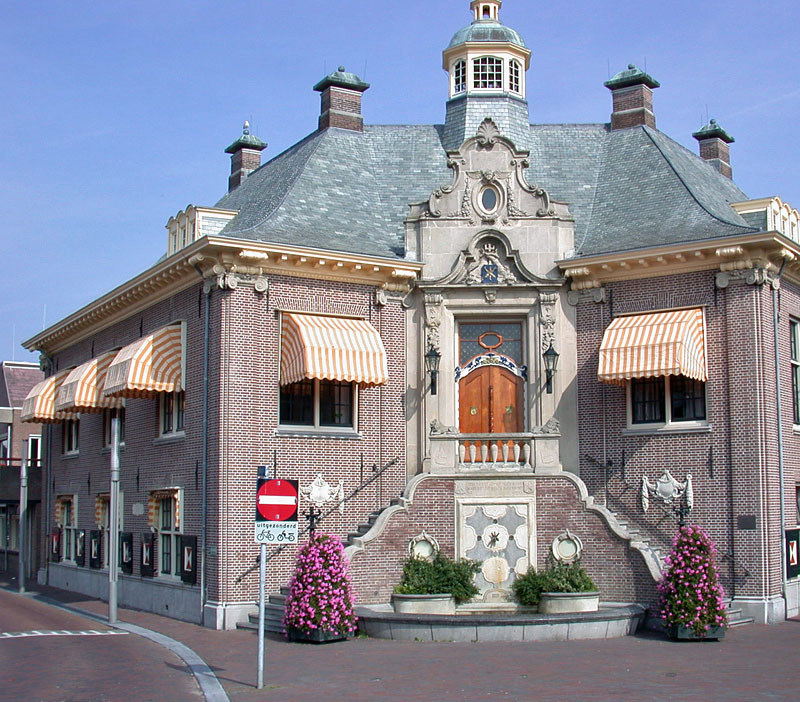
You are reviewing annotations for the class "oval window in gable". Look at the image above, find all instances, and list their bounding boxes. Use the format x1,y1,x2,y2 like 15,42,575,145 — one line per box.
480,186,498,213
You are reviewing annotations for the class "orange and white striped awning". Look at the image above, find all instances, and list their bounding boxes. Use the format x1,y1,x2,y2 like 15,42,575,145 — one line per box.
56,351,124,413
280,313,388,387
104,324,184,398
21,370,78,423
598,308,707,385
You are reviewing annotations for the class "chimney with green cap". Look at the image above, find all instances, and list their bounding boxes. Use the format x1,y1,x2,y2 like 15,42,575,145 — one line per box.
693,119,735,179
225,121,267,192
604,64,660,130
313,66,370,132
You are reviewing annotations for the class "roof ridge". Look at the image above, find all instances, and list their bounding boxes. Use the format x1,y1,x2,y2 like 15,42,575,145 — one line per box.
642,126,755,232
223,130,328,235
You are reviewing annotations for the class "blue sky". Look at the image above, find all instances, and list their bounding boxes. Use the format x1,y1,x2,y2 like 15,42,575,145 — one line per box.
2,0,799,363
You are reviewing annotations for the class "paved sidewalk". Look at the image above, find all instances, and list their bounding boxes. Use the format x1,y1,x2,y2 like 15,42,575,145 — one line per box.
2,572,799,701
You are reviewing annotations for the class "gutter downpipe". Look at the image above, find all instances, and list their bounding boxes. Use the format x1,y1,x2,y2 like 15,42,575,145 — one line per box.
772,257,788,606
194,266,212,626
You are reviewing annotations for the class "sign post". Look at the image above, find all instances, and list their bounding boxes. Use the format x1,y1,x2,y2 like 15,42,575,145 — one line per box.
18,441,28,594
255,476,299,690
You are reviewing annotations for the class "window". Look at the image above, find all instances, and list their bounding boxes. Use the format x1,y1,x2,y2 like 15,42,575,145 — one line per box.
509,60,521,94
61,497,77,562
791,320,800,425
160,391,185,436
473,56,503,89
453,60,466,94
103,408,126,448
27,435,41,468
280,379,355,429
629,375,707,428
62,419,79,455
159,496,180,577
0,505,18,552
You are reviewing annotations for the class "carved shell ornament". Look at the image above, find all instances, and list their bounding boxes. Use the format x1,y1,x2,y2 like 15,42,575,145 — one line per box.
476,118,502,147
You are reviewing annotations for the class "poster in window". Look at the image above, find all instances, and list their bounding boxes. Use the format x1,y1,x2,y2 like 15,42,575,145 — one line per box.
119,532,133,574
179,535,197,584
89,530,102,569
140,532,155,577
75,530,86,567
50,529,61,562
786,529,800,580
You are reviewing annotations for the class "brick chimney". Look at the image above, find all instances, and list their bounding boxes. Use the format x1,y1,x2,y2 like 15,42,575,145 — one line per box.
313,66,370,132
604,64,660,130
224,121,267,192
692,119,734,179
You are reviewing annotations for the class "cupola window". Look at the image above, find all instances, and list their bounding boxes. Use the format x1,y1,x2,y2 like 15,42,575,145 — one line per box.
509,60,521,94
454,60,466,94
482,5,491,18
473,56,503,90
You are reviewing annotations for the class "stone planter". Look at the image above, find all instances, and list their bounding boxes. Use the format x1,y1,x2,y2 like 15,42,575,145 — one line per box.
391,593,456,615
538,591,600,614
668,624,725,641
285,626,348,644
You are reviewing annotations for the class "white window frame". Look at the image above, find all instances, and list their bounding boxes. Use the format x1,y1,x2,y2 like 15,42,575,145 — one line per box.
509,59,521,94
27,435,41,468
278,379,359,433
157,495,181,579
159,391,185,438
791,319,800,427
472,56,504,91
59,496,78,563
102,407,126,448
625,375,709,432
62,418,79,455
453,59,467,95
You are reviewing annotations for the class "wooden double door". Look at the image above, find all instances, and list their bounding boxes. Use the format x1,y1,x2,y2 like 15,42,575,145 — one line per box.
458,365,524,435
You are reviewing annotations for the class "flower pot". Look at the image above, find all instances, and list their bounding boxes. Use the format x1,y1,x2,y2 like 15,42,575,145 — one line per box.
668,624,725,641
285,626,347,644
538,591,600,614
391,593,456,615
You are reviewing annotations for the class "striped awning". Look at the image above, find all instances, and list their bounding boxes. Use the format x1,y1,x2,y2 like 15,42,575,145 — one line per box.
280,313,388,387
56,351,124,413
21,370,78,423
104,324,184,398
598,308,707,385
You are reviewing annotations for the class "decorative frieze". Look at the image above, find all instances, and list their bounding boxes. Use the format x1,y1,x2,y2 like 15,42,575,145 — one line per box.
538,291,558,352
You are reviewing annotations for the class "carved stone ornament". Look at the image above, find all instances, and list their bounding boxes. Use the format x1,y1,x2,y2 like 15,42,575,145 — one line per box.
534,417,560,434
715,267,777,289
567,287,606,306
641,470,693,513
539,291,558,352
408,530,440,561
430,419,459,435
465,240,517,286
424,118,554,223
423,291,443,352
300,473,345,515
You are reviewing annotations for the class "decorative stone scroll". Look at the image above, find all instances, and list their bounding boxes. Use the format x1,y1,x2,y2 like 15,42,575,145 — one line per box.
300,474,345,515
641,470,693,513
539,291,558,353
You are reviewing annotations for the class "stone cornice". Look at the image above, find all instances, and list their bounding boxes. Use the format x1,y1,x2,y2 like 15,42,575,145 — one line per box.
24,237,421,354
558,232,800,291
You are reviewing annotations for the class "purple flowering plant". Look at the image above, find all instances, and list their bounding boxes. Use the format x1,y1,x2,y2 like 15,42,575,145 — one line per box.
283,532,357,637
657,525,727,637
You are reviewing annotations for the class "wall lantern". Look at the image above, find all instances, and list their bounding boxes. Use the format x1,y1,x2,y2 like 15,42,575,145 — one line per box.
424,347,441,396
543,342,559,394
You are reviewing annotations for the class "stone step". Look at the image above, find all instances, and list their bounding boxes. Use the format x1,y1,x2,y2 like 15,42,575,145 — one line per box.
728,617,755,628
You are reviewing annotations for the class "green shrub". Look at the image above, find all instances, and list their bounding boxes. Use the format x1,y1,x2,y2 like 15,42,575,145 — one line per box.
512,558,597,607
394,552,480,604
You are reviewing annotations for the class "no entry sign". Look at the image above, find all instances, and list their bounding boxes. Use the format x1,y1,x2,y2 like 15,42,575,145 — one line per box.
254,478,299,544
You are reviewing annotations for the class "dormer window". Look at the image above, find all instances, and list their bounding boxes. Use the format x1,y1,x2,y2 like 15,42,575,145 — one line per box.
454,60,466,94
509,60,521,94
473,56,503,89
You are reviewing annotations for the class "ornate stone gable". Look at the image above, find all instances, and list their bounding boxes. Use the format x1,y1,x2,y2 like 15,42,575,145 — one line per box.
425,119,555,226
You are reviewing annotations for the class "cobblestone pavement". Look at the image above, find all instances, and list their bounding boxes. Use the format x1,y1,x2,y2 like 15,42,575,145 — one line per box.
2,572,798,701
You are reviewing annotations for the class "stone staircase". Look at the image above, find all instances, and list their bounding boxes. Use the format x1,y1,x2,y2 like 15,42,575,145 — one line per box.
345,501,402,547
237,586,289,635
724,600,755,628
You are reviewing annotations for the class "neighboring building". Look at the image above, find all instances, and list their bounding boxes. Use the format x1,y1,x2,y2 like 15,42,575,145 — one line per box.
23,1,800,627
0,361,44,579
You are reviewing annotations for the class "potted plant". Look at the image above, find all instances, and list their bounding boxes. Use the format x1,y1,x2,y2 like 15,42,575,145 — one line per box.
392,551,480,614
658,525,727,640
282,532,357,643
512,557,599,613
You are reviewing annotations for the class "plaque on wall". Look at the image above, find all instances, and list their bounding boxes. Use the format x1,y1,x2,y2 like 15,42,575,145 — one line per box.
119,532,133,574
786,529,800,580
89,530,102,569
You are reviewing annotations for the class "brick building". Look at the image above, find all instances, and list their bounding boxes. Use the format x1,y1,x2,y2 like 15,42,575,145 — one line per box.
22,0,800,627
1,361,44,580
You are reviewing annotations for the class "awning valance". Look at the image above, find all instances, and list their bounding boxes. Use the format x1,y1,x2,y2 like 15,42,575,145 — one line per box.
56,351,124,413
280,313,388,387
104,324,184,398
21,370,77,423
598,308,707,385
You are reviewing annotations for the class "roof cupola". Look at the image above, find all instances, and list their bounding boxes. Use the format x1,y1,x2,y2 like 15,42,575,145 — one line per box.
442,1,532,151
313,66,370,132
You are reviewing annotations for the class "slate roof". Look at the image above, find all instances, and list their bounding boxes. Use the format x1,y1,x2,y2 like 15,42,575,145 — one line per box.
214,121,756,261
0,362,43,408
